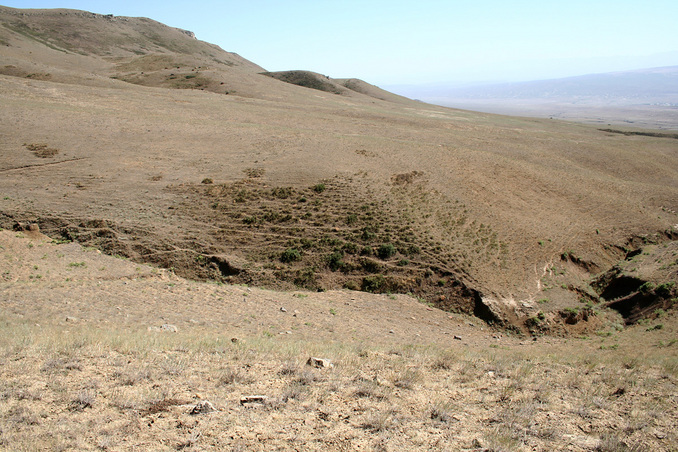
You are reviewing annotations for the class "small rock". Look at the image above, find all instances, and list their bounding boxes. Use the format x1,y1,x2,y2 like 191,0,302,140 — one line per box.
65,316,78,322
655,431,667,439
454,335,462,341
190,401,216,415
28,223,40,232
231,337,238,343
149,324,178,332
468,322,475,327
471,438,483,448
293,310,299,317
240,395,268,406
375,377,391,387
307,357,333,368
389,329,395,334
280,307,287,312
487,371,496,378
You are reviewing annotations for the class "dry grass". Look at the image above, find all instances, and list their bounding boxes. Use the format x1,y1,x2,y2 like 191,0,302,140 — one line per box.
0,309,676,451
0,7,677,450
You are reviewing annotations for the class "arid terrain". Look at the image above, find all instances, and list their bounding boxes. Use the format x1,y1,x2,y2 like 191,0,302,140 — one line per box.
392,66,678,130
0,6,677,451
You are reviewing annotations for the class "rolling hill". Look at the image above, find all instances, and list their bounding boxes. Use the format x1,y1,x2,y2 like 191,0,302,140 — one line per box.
0,5,676,330
1,6,677,451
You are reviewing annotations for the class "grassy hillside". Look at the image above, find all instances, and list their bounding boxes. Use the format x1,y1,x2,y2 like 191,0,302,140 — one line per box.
0,6,676,332
0,6,677,451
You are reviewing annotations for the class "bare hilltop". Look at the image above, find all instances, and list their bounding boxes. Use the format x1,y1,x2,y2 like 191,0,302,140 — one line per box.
0,6,677,451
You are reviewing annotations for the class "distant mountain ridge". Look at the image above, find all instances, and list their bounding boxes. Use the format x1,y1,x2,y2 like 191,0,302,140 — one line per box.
391,66,678,129
436,66,678,103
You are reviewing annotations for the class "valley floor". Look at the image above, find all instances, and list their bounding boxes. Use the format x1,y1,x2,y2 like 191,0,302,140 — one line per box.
1,230,676,451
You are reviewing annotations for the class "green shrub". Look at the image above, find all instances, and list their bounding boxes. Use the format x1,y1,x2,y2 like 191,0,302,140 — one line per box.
280,248,302,263
639,281,655,294
405,244,420,256
361,246,373,256
293,267,317,289
343,242,359,254
271,187,293,199
377,243,396,259
312,183,326,193
362,274,385,293
656,282,675,297
326,251,345,271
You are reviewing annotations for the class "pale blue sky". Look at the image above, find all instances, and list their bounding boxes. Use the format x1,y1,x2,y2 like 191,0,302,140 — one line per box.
3,0,678,86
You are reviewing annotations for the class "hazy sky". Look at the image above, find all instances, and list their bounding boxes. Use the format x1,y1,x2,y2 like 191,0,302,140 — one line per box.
3,0,678,86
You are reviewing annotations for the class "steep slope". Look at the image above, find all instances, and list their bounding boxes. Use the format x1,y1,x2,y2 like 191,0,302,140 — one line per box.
1,7,676,330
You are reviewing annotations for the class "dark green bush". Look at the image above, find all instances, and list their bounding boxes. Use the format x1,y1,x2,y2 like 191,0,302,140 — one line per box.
377,243,396,259
362,274,385,293
280,248,302,263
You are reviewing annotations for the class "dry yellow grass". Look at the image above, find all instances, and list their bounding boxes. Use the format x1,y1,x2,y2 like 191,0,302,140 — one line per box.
1,231,677,451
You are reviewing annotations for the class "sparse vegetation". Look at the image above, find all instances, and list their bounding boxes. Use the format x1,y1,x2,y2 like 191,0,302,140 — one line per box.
1,7,678,450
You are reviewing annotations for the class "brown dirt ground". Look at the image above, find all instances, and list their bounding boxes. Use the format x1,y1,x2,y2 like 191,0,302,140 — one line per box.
1,230,677,451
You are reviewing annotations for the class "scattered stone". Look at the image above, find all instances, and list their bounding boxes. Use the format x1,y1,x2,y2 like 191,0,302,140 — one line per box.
563,434,601,449
487,371,496,378
148,324,178,333
280,307,287,312
471,438,483,448
190,401,216,415
307,357,333,369
240,395,268,406
375,377,391,387
655,431,667,439
389,329,395,334
28,223,40,232
231,337,238,343
293,310,299,317
65,316,78,322
468,322,475,327
454,335,462,341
